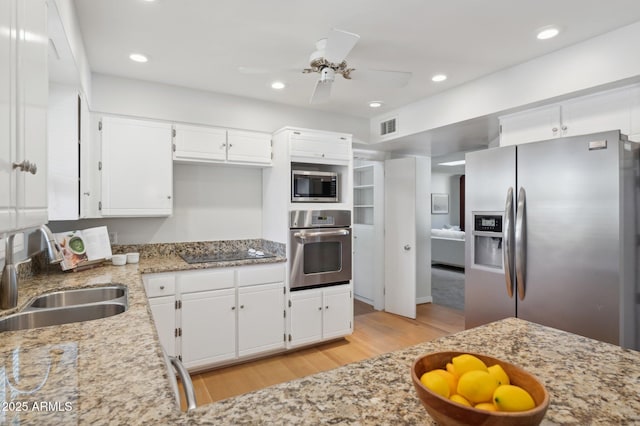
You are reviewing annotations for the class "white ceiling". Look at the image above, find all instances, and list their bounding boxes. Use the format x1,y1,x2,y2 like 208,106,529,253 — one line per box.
73,0,640,122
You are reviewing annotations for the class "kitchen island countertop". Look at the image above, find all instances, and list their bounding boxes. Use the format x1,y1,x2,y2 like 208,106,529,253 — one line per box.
1,255,639,424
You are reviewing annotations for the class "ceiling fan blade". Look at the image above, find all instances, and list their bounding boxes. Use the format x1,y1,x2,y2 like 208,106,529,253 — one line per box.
350,69,412,88
324,28,360,64
310,80,333,104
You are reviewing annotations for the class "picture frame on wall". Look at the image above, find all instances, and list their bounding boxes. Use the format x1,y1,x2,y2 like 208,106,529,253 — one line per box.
431,193,449,214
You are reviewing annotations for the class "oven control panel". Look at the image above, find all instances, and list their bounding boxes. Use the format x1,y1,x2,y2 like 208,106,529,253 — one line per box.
311,215,335,226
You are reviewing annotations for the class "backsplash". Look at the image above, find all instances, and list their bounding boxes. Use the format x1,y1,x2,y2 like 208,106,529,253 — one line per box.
112,239,285,258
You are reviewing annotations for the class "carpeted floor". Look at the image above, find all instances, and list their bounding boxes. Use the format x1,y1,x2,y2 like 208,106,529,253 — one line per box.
431,264,465,311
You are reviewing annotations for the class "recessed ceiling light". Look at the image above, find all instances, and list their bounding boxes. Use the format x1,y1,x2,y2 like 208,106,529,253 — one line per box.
271,81,285,90
369,101,383,108
431,74,447,82
438,160,466,166
536,26,560,40
129,53,148,63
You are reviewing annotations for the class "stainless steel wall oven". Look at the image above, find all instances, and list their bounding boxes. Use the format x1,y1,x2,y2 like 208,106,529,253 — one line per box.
289,210,352,291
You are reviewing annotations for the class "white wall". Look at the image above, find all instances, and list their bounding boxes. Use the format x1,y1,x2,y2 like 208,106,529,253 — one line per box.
49,164,262,244
47,74,369,245
370,20,640,143
90,74,369,141
430,173,462,229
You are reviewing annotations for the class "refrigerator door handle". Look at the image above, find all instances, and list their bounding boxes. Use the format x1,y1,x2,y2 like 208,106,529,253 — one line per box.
503,187,515,298
515,187,527,301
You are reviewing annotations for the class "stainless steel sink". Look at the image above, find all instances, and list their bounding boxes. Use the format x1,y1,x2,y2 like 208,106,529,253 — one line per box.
0,302,127,332
0,284,129,332
25,284,127,309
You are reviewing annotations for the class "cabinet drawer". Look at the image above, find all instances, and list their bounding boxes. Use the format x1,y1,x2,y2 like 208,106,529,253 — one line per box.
144,274,176,297
178,269,235,293
237,263,285,287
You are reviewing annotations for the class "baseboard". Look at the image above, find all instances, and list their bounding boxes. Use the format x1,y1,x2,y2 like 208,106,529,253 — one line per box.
416,296,433,304
354,294,374,305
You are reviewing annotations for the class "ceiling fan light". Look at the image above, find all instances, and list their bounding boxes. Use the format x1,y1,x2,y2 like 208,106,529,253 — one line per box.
431,74,447,82
369,101,383,108
271,81,285,90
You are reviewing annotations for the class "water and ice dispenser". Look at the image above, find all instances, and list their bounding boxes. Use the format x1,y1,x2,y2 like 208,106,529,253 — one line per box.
472,213,504,270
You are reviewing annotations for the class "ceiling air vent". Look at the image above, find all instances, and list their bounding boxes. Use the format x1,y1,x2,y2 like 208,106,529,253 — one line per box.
379,117,397,136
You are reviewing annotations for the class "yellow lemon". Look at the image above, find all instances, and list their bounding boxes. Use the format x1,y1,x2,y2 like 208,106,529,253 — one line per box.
456,370,499,404
446,362,458,378
449,394,472,407
493,385,535,412
487,364,510,386
420,371,450,398
474,402,498,411
452,354,488,375
430,369,458,396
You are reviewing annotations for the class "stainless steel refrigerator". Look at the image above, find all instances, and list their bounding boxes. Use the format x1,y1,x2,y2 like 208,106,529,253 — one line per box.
464,130,638,350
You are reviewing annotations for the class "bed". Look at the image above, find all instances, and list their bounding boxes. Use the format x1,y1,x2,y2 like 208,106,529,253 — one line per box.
431,227,465,268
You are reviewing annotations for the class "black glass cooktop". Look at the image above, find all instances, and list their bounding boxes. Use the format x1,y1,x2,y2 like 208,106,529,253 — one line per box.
180,250,276,264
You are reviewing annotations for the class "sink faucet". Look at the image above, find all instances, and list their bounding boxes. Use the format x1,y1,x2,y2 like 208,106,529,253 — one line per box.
0,225,64,309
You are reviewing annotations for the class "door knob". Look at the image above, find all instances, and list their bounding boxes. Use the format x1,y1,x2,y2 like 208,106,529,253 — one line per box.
404,244,411,251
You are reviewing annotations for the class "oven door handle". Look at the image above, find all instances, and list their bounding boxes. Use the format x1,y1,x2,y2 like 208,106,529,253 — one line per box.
294,229,350,240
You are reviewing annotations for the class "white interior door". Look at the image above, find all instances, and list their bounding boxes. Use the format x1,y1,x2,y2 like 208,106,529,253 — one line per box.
384,157,416,319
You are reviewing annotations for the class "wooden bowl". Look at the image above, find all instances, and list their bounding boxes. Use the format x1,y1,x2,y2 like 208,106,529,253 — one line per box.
411,351,549,426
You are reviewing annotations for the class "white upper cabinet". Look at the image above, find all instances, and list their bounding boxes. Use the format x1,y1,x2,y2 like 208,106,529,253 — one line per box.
100,116,173,217
173,123,227,163
561,88,631,137
173,124,271,166
500,85,636,146
227,129,272,165
0,0,13,233
499,105,561,146
1,0,48,233
289,129,352,164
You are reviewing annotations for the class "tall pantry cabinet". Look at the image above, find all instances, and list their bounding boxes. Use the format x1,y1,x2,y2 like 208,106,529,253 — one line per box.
1,0,49,234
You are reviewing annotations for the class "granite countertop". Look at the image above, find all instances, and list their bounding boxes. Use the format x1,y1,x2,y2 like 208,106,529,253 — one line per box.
1,251,639,424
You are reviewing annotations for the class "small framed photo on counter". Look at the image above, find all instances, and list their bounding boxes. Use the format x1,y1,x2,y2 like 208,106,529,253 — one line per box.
431,193,449,214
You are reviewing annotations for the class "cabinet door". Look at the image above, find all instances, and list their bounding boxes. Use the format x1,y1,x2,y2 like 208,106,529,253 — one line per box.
353,225,375,302
148,295,177,357
100,116,173,216
289,130,351,163
226,129,272,165
288,289,322,347
15,0,48,229
0,0,14,233
561,88,631,137
322,285,352,339
173,123,227,163
499,105,561,146
181,289,236,369
47,85,79,221
238,282,285,357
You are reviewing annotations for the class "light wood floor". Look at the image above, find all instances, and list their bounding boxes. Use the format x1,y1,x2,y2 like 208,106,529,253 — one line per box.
181,301,464,407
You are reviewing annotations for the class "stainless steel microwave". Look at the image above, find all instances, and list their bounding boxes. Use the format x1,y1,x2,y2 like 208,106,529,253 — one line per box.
291,170,338,202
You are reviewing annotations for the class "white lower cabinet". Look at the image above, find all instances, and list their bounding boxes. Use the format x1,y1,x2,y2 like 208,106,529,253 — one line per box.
143,263,285,371
238,282,286,357
288,284,352,348
148,295,177,357
181,288,236,368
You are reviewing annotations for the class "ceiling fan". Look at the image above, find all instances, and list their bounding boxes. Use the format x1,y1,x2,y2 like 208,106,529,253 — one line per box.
303,28,412,104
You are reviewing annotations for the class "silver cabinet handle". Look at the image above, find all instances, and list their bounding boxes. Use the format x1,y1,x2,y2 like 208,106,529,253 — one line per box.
404,244,411,251
168,356,197,411
83,192,90,196
318,306,322,310
231,306,236,310
13,160,37,175
503,187,515,298
228,143,233,149
515,187,527,301
159,285,165,290
552,127,558,133
240,305,244,309
561,125,568,131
